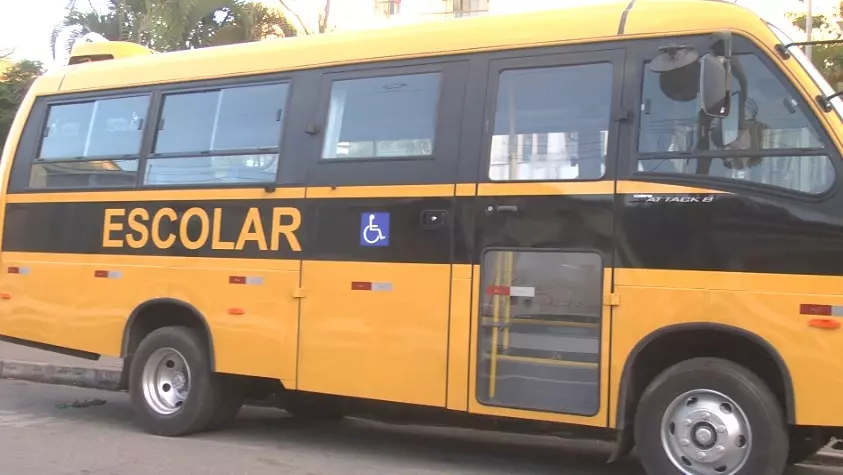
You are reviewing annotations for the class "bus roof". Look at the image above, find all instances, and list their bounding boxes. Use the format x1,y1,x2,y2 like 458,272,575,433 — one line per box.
68,41,154,64
44,0,770,94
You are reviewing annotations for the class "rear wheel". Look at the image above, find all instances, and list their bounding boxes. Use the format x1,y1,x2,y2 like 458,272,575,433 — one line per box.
128,326,237,436
634,357,788,475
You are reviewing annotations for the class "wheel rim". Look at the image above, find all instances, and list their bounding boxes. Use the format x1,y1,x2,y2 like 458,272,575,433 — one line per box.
141,348,191,416
660,389,752,475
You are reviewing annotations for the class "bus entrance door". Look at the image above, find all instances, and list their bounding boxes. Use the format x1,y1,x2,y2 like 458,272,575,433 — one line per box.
466,49,623,423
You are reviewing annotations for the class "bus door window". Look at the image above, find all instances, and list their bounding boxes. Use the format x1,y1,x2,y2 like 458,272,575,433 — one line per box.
487,64,611,182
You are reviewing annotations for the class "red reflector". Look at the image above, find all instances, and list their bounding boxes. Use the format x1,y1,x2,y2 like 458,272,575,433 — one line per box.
0,293,11,300
7,267,19,274
800,304,832,316
229,276,246,284
351,281,372,291
94,270,109,278
228,308,245,315
809,318,841,329
486,286,510,296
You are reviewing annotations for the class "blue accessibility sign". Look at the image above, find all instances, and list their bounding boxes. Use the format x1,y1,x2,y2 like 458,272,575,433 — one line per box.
360,212,390,247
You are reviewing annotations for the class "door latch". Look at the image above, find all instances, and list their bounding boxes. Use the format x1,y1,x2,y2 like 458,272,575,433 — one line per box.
421,210,448,229
485,204,519,215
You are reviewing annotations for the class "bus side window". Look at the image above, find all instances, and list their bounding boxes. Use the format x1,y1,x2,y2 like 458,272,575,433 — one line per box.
144,82,289,187
487,63,613,181
320,72,441,160
637,52,835,195
28,95,149,190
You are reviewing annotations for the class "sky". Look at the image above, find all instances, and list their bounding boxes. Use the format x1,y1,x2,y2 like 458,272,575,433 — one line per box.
0,0,313,65
0,0,832,67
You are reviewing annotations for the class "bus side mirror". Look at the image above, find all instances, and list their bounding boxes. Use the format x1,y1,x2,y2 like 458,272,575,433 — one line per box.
700,54,731,118
711,92,742,149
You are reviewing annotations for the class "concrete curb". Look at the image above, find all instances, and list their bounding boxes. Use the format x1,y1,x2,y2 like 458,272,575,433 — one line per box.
0,359,122,391
2,358,843,468
806,447,843,467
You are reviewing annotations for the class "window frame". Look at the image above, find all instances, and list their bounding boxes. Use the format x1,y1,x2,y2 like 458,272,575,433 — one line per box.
35,93,152,162
474,246,605,417
149,80,290,159
143,78,293,189
450,0,489,15
317,68,442,163
305,59,469,187
8,89,157,193
624,34,842,201
8,73,298,194
476,48,627,185
375,0,401,16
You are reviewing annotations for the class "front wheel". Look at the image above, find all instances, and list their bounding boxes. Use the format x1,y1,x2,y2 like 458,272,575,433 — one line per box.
634,357,788,475
129,326,232,436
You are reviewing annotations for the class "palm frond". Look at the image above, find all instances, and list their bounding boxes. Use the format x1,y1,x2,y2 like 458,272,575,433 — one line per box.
51,9,123,58
210,1,297,46
53,0,297,58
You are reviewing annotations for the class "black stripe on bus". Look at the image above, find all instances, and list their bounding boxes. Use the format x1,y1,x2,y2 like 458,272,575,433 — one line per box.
5,191,843,277
2,198,456,264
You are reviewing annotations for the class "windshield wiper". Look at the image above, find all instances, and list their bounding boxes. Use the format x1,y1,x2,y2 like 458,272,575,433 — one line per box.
775,39,843,58
817,91,843,112
775,40,843,112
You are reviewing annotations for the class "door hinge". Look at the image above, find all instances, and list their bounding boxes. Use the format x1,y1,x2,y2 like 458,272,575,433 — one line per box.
292,288,307,298
603,293,620,306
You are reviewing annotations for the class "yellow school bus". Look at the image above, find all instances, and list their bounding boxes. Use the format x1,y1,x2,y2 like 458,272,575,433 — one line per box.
3,0,843,473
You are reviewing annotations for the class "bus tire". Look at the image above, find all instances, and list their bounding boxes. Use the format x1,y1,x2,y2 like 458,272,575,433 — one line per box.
634,357,787,475
206,375,245,430
128,326,222,436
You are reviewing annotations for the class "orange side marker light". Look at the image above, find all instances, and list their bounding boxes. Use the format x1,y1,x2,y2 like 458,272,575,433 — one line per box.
0,293,11,300
228,308,245,315
808,318,841,329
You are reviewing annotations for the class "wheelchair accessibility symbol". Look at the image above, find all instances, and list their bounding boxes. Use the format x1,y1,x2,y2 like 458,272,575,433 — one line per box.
360,212,390,247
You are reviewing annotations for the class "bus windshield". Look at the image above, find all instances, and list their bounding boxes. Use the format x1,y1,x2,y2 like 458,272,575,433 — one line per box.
767,22,843,121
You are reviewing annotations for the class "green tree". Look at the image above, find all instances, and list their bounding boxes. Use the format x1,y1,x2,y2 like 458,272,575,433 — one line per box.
52,0,297,57
0,61,44,152
788,1,843,89
208,2,298,46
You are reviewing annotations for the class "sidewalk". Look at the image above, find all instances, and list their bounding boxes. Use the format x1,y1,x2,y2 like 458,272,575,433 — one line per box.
0,340,123,390
1,340,842,468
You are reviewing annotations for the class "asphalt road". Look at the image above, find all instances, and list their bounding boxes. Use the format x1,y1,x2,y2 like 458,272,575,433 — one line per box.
0,379,840,475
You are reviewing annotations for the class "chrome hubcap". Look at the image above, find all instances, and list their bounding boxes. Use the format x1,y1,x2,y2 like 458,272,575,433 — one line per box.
695,426,715,446
660,389,751,475
141,348,191,415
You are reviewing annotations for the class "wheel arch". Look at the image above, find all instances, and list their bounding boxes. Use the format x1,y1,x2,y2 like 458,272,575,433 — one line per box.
608,322,795,462
615,322,795,426
120,298,216,377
